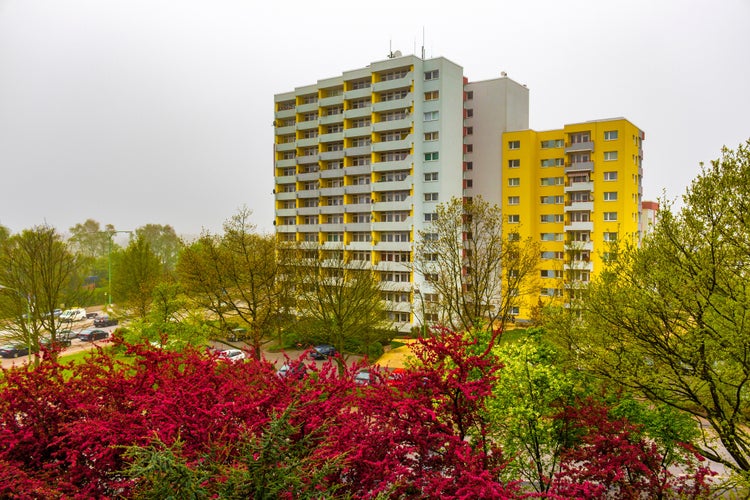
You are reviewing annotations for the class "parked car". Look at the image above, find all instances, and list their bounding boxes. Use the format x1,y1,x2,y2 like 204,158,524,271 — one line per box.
354,369,375,386
277,361,306,380
226,327,247,342
310,344,337,360
93,315,118,328
0,343,34,358
40,336,72,349
57,329,78,342
218,349,246,363
86,312,99,319
60,308,87,323
78,329,109,342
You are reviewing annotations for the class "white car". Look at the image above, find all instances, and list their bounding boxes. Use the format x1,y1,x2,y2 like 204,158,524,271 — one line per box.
218,349,245,363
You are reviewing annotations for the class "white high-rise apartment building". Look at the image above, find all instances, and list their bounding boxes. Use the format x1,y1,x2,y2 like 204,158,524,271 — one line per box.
273,54,529,332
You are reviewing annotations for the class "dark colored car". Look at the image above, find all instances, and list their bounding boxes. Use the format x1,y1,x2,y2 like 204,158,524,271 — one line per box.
57,329,78,342
0,344,33,358
93,315,118,328
78,329,109,342
86,312,99,319
310,344,337,360
40,337,72,349
226,327,247,342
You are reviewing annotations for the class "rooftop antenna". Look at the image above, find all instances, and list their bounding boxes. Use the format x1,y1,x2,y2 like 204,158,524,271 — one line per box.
421,27,425,59
388,39,395,59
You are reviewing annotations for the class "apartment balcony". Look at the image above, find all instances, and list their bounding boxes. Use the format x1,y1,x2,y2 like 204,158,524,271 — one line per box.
275,208,296,217
344,87,372,100
345,202,373,213
297,206,320,216
345,184,372,195
345,164,372,176
275,124,295,135
320,114,344,125
372,94,413,113
374,241,412,252
319,205,345,214
564,221,594,232
564,201,594,212
373,199,412,212
383,300,412,313
320,168,345,179
372,219,413,231
564,141,594,154
275,158,297,168
297,224,320,232
319,131,344,143
297,189,320,199
296,101,318,113
566,241,594,251
275,174,295,185
319,95,343,107
320,186,345,197
347,241,374,251
343,107,372,120
564,181,594,193
297,173,319,184
346,145,372,157
565,161,594,174
276,225,297,233
296,120,319,131
344,126,372,138
564,261,594,272
274,108,295,119
274,191,296,201
371,178,413,192
372,136,413,153
275,142,296,152
319,223,345,232
297,154,319,164
374,260,410,272
345,222,371,232
372,157,412,172
373,73,413,92
295,137,318,148
373,118,413,132
319,150,344,161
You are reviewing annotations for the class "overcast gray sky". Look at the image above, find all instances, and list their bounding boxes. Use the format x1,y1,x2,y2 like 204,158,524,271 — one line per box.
1,0,748,238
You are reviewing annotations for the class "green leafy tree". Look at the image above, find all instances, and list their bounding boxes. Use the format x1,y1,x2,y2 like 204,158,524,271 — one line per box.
290,244,392,366
569,140,750,476
0,225,84,361
112,235,163,318
177,208,290,358
68,219,114,260
414,196,539,334
134,224,182,275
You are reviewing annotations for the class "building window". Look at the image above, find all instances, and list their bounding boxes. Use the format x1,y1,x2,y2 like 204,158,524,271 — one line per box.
464,144,473,153
540,195,564,204
541,139,564,149
603,171,618,181
541,233,563,241
604,191,618,201
465,126,473,135
326,233,343,242
508,159,520,168
540,177,564,186
424,172,438,182
465,161,473,170
424,213,438,222
508,232,520,242
604,130,619,141
424,90,439,101
541,251,564,259
570,132,590,143
540,214,563,223
508,214,520,224
541,158,565,167
350,232,372,242
507,196,520,205
465,179,473,188
424,111,439,122
604,151,618,161
381,232,410,243
424,152,439,161
465,90,474,100
424,192,439,202
603,212,618,221
465,108,474,118
603,232,618,242
540,270,562,278
350,79,371,90
508,140,520,150
424,131,439,141
508,177,520,186
424,69,439,80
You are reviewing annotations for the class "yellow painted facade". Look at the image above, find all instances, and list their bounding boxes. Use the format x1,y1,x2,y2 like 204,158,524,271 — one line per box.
502,118,644,319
